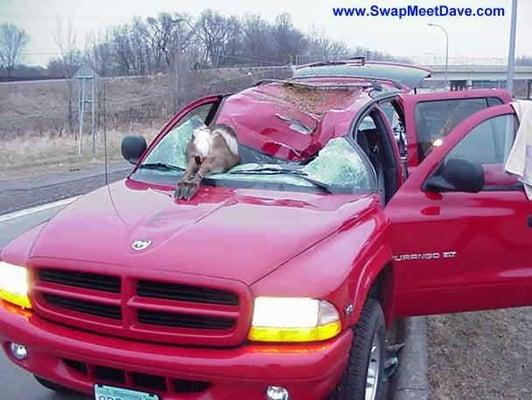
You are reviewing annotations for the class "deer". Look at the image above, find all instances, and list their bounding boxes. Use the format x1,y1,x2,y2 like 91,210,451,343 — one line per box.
175,124,240,200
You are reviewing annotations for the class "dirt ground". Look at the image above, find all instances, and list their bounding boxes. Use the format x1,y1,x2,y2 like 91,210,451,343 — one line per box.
428,307,532,400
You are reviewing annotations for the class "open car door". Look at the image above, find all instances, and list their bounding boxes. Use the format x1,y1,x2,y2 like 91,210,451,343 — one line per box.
385,104,532,317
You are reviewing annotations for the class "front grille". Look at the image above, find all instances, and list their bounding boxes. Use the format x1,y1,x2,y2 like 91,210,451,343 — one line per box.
132,372,166,391
63,359,88,375
137,280,239,306
174,379,211,393
138,309,236,330
39,269,121,293
62,359,210,395
33,267,249,346
42,293,122,320
94,365,126,384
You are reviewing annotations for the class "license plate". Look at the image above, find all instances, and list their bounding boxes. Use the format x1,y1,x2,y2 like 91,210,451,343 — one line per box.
94,384,159,400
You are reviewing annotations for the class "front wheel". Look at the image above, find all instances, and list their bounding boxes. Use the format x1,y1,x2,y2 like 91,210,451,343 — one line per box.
329,298,386,400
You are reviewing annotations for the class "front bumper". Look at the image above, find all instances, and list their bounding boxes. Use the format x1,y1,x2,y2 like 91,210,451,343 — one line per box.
0,301,351,400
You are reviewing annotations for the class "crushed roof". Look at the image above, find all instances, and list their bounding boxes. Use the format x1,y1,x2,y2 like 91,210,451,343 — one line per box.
214,79,373,160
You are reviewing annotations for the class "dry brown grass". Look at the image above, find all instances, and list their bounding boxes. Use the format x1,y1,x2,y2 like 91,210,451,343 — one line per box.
0,67,291,176
428,308,532,400
0,124,159,174
0,67,291,140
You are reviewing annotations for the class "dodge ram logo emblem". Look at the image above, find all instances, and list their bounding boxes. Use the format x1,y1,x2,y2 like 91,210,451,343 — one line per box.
131,239,152,251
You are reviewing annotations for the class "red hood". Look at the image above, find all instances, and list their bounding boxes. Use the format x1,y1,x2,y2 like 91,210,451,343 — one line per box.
29,180,376,285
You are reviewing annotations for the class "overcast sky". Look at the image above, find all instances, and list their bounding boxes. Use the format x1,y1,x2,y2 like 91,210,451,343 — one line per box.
1,0,531,66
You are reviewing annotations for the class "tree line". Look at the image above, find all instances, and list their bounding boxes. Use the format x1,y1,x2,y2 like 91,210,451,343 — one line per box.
0,10,403,80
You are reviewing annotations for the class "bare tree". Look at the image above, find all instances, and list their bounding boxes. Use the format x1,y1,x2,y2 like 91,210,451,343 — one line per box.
0,23,29,78
305,28,348,62
240,15,273,65
272,14,306,64
142,13,185,71
86,31,113,76
196,11,241,67
53,19,81,77
53,19,81,132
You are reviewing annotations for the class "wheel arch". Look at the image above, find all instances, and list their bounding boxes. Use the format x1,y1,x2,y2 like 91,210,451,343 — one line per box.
348,249,396,328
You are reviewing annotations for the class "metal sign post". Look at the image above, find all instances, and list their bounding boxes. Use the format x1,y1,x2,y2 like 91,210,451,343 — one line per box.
74,63,98,156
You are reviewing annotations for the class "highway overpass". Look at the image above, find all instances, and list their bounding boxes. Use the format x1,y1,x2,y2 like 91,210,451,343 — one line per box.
423,64,532,98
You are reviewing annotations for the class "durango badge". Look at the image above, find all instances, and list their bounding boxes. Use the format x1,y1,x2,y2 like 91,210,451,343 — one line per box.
131,239,152,251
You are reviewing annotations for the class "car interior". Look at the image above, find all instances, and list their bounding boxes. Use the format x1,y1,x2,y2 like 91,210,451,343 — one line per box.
355,109,400,203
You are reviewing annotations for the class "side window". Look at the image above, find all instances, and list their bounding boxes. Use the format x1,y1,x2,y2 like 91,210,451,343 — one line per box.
433,115,519,191
487,97,504,107
415,98,494,160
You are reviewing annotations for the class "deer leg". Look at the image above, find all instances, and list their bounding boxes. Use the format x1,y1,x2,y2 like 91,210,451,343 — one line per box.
178,161,214,200
175,159,200,199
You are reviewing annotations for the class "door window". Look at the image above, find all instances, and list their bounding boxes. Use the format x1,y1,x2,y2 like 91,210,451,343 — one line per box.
431,114,519,190
415,97,503,160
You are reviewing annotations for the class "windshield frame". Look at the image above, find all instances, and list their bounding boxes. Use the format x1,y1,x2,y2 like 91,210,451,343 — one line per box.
131,92,380,196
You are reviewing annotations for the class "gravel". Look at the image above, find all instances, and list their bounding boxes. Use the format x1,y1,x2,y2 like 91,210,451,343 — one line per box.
428,307,532,400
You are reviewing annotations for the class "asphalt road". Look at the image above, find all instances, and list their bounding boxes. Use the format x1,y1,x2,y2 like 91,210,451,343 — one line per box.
0,162,133,400
0,160,130,215
0,205,88,400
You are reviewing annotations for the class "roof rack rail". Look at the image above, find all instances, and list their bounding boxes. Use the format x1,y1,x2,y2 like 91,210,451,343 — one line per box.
302,60,347,68
347,56,366,65
253,79,374,90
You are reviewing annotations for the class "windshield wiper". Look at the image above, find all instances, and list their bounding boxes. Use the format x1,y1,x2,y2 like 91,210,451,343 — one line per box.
228,167,332,193
229,166,303,175
139,162,184,172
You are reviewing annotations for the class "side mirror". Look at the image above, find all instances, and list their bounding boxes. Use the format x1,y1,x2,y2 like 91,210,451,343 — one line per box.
121,135,147,165
424,158,485,193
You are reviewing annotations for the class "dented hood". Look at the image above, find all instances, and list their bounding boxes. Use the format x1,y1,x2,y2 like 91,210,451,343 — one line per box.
29,180,376,285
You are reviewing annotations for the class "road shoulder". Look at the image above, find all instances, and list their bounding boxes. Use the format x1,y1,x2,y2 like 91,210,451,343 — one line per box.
393,317,430,400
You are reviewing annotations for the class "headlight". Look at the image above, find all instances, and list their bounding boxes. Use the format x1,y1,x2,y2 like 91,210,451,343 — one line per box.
0,262,31,309
248,297,341,342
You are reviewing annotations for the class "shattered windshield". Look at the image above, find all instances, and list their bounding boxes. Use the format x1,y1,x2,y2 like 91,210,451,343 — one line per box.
138,121,376,195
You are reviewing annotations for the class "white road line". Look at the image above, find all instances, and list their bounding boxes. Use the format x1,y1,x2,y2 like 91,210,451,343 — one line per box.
0,196,78,224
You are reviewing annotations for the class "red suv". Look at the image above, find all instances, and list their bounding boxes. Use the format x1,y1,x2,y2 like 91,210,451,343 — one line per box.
0,60,528,400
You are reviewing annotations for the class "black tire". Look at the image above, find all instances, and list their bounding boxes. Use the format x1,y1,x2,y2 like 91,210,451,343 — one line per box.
329,298,386,400
34,376,74,394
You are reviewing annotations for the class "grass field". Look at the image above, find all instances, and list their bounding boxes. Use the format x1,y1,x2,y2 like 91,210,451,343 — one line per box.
0,67,290,176
0,125,159,176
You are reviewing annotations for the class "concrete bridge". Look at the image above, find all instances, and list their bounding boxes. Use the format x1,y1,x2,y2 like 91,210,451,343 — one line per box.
423,64,532,98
